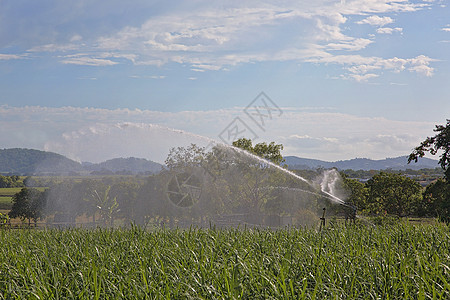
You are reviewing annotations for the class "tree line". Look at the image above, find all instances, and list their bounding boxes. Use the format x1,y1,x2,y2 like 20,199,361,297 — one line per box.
340,172,449,221
7,139,326,227
6,118,450,225
0,175,23,188
342,119,450,222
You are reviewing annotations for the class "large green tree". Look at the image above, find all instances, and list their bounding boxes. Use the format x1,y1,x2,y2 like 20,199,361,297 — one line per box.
165,144,207,170
421,179,450,223
366,172,422,217
408,119,450,181
341,174,368,211
230,138,296,217
0,175,23,188
232,138,285,165
9,188,46,226
110,181,140,224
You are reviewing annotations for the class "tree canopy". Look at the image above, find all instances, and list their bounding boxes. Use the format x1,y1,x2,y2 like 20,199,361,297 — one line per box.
421,179,450,223
365,172,422,217
9,188,46,226
409,119,450,181
232,138,285,165
0,175,23,188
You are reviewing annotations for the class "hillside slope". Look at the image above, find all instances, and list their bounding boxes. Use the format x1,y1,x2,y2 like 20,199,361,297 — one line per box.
85,157,162,174
285,155,440,170
0,148,163,175
0,148,83,174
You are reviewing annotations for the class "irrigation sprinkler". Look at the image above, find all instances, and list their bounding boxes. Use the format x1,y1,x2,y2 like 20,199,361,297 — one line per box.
319,208,326,231
341,203,357,224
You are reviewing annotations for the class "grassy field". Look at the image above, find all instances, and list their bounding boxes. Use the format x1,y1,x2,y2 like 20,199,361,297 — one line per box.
0,187,24,195
0,187,19,210
0,187,47,210
0,197,12,210
0,223,449,299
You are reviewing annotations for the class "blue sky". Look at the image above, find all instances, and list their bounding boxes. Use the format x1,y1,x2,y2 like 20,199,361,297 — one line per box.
1,0,449,163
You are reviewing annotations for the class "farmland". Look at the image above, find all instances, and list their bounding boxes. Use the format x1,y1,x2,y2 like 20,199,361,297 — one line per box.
0,187,46,210
0,223,449,299
0,188,22,210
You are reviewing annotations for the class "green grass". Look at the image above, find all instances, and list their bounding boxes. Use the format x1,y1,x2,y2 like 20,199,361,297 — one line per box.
0,223,449,299
0,187,23,196
0,187,46,195
0,187,46,210
0,197,12,210
0,187,47,199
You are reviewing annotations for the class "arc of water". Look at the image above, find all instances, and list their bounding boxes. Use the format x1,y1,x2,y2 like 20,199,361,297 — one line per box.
157,126,348,206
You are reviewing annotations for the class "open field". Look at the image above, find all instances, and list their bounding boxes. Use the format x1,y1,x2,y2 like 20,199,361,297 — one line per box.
0,223,449,299
0,197,11,210
0,188,19,210
0,187,47,210
0,187,24,196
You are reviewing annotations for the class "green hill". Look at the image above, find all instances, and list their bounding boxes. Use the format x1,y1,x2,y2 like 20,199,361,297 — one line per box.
85,157,162,175
0,148,83,175
285,155,440,171
0,148,163,176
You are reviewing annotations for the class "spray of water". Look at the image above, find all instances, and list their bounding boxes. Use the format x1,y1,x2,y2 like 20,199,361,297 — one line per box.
42,122,350,227
205,141,347,206
139,124,349,206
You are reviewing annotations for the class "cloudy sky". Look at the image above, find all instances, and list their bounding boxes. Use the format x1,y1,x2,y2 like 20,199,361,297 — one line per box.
1,0,449,163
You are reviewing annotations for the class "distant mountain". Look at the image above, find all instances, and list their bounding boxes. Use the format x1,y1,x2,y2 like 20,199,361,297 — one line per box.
285,155,440,171
1,148,440,175
85,157,162,175
0,148,83,175
0,148,163,175
284,157,334,170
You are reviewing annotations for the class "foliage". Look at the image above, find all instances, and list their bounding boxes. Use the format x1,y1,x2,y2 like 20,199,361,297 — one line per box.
160,140,316,221
0,224,449,298
421,179,450,223
165,144,207,170
109,181,140,223
340,174,368,210
92,185,120,226
0,175,23,188
341,168,443,180
409,119,450,181
232,138,285,165
229,138,294,214
365,172,422,217
45,180,85,222
0,212,9,225
8,188,46,225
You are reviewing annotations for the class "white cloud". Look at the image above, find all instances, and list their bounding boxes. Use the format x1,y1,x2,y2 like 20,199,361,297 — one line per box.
408,64,434,77
70,34,83,42
28,43,81,53
376,27,403,34
0,54,25,60
306,53,436,80
61,56,118,66
285,134,339,149
326,38,373,51
15,0,433,79
442,27,450,32
356,15,394,26
346,73,379,82
0,105,438,163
